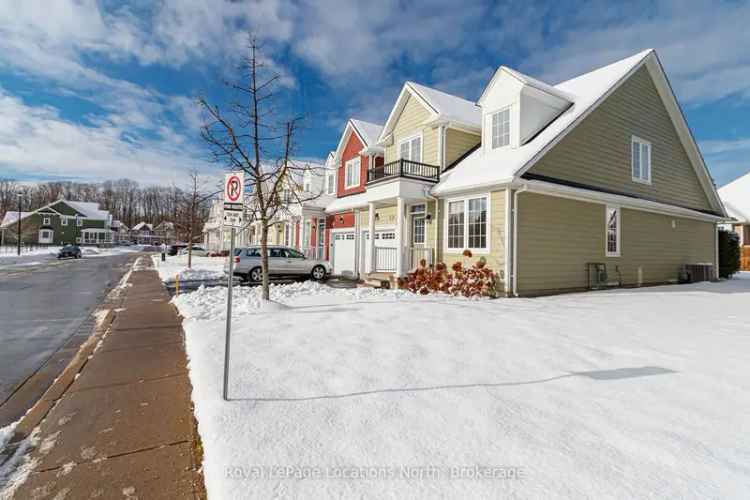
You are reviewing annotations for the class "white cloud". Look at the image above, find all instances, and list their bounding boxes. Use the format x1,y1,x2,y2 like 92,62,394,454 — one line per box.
0,89,214,185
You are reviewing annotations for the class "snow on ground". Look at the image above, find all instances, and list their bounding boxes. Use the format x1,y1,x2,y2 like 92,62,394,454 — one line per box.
152,253,226,283
175,275,750,499
0,247,60,259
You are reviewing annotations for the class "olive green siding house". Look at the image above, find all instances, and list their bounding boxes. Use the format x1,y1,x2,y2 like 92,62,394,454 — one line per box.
0,200,113,246
432,49,726,296
323,49,726,296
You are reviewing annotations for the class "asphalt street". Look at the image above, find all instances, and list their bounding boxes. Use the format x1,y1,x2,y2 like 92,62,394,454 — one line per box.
0,252,136,425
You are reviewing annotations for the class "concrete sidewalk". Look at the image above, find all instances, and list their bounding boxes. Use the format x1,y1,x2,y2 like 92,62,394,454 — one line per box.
1,256,205,499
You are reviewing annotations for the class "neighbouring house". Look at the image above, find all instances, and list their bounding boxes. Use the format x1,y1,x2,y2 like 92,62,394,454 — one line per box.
111,220,129,243
203,197,253,253
322,49,726,295
0,199,114,246
718,170,750,270
324,119,386,275
154,221,178,244
130,222,154,244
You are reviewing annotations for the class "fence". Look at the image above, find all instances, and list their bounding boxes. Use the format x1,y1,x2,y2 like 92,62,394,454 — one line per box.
742,246,750,271
408,247,434,270
374,247,397,272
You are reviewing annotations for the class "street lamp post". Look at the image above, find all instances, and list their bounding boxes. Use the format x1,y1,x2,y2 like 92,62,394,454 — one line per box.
16,192,22,256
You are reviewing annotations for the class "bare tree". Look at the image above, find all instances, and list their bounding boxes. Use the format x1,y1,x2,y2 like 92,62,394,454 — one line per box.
199,37,321,301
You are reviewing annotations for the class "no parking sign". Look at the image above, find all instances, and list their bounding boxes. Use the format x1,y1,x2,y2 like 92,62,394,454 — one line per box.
223,172,245,227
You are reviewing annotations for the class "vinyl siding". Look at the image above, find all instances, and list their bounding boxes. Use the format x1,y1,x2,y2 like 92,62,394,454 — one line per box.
445,128,480,167
384,95,438,165
527,66,713,212
516,192,715,295
437,190,506,282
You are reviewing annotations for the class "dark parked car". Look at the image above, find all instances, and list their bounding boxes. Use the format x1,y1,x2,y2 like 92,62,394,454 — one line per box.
58,245,82,259
168,244,187,256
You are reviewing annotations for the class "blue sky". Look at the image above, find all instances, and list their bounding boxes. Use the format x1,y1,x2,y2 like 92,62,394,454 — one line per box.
0,0,749,188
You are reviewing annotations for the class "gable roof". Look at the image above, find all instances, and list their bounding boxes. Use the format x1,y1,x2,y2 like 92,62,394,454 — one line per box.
719,171,750,223
334,118,385,160
132,222,153,231
1,211,32,228
378,82,481,142
479,66,574,105
433,49,726,215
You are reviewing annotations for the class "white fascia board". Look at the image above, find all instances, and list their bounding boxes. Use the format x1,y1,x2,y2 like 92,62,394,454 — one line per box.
423,117,481,135
522,179,725,223
431,178,514,198
378,83,439,143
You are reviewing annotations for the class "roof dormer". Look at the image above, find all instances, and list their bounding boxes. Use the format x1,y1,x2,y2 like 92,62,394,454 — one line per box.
478,66,572,155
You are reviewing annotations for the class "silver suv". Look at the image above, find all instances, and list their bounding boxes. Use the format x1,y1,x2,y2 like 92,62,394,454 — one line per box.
226,246,331,282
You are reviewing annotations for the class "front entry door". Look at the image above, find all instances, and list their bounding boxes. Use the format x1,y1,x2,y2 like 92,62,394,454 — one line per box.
410,215,425,268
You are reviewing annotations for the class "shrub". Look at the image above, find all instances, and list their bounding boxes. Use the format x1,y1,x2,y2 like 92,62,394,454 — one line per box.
400,257,500,298
718,229,740,278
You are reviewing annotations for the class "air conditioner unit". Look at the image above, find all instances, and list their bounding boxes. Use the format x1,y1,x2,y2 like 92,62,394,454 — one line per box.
683,264,713,283
587,263,608,289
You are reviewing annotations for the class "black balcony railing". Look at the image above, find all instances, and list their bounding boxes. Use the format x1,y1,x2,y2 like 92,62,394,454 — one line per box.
367,159,440,184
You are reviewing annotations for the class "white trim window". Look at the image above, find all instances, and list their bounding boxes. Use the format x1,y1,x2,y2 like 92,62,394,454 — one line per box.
606,206,621,257
326,170,336,195
42,216,51,225
76,217,83,227
631,136,652,184
491,107,511,149
303,171,312,193
398,134,422,162
345,157,361,189
446,195,490,252
61,216,68,226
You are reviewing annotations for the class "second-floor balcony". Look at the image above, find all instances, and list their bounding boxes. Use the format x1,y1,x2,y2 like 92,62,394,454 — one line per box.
367,159,440,185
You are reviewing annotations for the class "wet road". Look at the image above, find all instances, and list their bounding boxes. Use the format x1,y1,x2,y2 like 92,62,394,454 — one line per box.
0,253,136,424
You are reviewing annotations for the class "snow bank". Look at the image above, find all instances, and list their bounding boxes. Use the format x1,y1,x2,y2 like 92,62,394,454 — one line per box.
151,254,226,283
176,275,750,499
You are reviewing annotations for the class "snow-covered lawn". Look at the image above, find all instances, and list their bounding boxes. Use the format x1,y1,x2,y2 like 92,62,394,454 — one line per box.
0,246,61,259
152,253,227,283
174,276,750,499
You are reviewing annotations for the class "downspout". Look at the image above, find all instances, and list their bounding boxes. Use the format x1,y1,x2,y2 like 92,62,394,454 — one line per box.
512,184,529,297
425,188,440,266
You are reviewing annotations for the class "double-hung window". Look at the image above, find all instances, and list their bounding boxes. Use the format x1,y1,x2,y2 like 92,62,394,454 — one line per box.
303,172,312,193
345,158,360,188
43,216,50,225
326,170,335,195
491,108,511,149
61,217,68,226
606,206,621,257
447,196,489,252
631,136,651,184
399,135,422,162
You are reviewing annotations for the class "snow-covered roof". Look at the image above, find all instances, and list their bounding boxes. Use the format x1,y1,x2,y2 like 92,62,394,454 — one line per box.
65,201,108,220
324,192,369,213
407,82,481,129
480,66,574,105
334,119,385,160
132,222,153,231
378,82,481,144
1,211,32,228
719,171,750,223
350,120,383,147
433,48,729,212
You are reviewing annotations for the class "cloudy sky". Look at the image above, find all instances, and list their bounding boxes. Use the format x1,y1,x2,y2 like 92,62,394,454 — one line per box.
0,0,749,187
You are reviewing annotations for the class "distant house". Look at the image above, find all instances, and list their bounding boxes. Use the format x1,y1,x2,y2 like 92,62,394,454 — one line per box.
130,222,154,244
0,199,113,246
154,221,177,244
718,171,750,270
111,220,129,243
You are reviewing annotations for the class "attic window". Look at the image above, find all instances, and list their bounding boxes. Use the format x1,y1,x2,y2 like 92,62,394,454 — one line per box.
491,108,511,149
631,136,651,184
399,135,422,162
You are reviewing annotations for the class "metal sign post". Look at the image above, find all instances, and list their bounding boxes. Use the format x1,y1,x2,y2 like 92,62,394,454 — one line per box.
222,172,244,401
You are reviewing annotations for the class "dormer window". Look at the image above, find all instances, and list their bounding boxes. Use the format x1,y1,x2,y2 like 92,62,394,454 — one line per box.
303,172,312,193
491,108,511,149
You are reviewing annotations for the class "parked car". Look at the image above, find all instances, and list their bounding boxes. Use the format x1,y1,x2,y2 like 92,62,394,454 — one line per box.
117,240,133,246
178,245,209,257
58,245,82,259
227,246,331,282
168,243,187,256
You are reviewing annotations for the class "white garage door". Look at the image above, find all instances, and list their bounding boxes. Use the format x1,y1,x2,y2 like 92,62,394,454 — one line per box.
363,230,397,273
332,232,356,276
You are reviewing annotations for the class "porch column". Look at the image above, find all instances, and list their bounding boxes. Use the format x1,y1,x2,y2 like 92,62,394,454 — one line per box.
368,202,376,274
395,196,405,279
